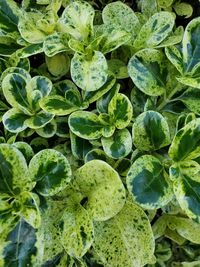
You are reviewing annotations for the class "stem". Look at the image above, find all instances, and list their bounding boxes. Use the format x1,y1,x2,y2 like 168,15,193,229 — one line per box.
157,84,181,111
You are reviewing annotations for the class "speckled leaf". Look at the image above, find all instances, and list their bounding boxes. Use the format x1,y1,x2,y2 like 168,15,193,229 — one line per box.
133,12,175,49
18,12,48,44
102,129,132,159
108,93,133,129
169,118,200,162
25,111,54,129
74,160,126,221
29,149,72,196
71,51,108,92
128,49,167,96
0,144,32,195
127,155,173,209
60,204,94,258
102,1,140,39
93,202,155,267
3,108,29,133
43,32,70,57
132,111,171,151
157,26,184,48
69,111,103,140
58,1,95,41
172,161,200,221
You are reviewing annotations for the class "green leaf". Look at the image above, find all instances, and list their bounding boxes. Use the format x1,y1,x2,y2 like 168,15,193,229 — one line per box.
74,160,126,221
69,111,103,140
133,12,175,49
58,1,95,41
71,51,108,92
0,144,32,195
70,131,93,160
30,75,52,98
169,118,200,162
60,204,94,258
93,202,155,267
173,2,193,18
29,149,72,196
132,111,171,151
102,1,140,39
128,49,167,96
172,161,200,221
127,155,173,209
45,53,70,77
84,148,114,165
108,93,133,129
166,215,200,244
3,108,29,133
55,116,70,138
0,0,19,33
102,129,132,159
108,59,128,79
1,220,37,267
0,36,21,56
157,26,184,48
43,32,69,57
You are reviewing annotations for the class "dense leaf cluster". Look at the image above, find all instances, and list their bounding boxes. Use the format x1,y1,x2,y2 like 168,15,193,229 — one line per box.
1,0,200,266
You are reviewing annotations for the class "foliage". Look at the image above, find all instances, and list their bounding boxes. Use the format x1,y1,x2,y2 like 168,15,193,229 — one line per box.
0,0,200,266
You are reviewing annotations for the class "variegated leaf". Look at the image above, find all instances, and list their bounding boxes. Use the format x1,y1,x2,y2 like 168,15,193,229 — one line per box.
128,49,167,96
127,155,173,209
101,128,132,159
69,111,104,140
29,149,72,196
169,118,200,162
108,93,133,129
132,111,171,151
